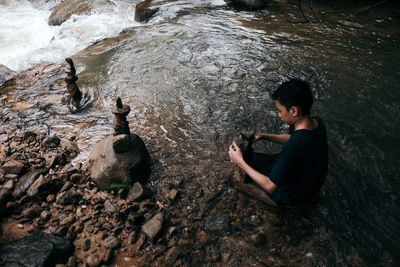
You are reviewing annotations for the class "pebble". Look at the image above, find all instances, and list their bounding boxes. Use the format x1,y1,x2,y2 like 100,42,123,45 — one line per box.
306,252,313,257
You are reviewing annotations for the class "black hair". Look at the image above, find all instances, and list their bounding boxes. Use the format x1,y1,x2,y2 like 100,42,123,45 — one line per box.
272,79,313,116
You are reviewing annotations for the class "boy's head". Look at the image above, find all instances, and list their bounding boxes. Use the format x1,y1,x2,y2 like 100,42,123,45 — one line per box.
272,79,313,116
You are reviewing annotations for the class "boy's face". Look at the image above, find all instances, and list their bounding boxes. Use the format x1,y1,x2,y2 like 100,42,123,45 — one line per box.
274,100,297,125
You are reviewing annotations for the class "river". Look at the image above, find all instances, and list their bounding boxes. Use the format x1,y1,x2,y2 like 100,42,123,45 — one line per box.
1,0,399,265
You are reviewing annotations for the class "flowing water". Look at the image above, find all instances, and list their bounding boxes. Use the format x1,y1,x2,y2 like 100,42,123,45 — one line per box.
1,0,400,265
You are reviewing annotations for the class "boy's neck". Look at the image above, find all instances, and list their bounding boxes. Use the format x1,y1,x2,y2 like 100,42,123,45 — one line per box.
293,115,317,131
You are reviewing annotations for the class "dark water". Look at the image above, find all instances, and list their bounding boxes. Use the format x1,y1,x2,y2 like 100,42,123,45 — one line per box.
2,0,400,265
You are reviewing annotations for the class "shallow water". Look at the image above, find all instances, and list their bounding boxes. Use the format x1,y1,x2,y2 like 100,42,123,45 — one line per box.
1,0,400,265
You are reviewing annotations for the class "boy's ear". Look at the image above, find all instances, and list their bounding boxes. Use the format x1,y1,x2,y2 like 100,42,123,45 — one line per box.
290,106,300,116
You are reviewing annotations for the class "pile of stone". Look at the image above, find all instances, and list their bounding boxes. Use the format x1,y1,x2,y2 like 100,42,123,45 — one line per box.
0,130,179,266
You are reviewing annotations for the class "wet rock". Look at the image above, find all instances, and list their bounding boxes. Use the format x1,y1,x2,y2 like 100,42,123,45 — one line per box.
13,169,46,199
0,64,16,88
141,211,164,243
43,135,61,148
88,134,151,190
135,0,159,23
127,182,152,202
103,235,120,249
22,203,43,219
48,0,113,26
60,138,80,154
0,233,74,266
226,0,268,10
56,188,82,205
3,160,24,175
204,211,231,235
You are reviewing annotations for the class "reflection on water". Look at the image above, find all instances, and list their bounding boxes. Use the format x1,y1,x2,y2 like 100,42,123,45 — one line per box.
2,0,400,265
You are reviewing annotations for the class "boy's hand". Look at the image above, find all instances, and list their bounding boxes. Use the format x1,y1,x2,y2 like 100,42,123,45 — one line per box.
254,133,262,142
229,142,243,165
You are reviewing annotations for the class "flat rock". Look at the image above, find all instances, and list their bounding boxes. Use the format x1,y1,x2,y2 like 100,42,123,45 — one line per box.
0,233,74,267
141,211,164,243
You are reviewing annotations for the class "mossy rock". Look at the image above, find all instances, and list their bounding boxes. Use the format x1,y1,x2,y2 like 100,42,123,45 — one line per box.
48,0,113,26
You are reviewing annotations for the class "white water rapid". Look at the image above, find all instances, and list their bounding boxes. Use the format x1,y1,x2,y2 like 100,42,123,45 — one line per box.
0,0,139,71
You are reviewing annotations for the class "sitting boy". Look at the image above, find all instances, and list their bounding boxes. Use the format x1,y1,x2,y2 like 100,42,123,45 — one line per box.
229,79,328,208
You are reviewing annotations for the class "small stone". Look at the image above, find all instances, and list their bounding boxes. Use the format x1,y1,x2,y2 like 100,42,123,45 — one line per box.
17,224,24,229
43,135,61,148
141,211,164,243
86,254,101,267
128,231,137,244
167,189,178,201
40,210,51,221
83,239,91,252
101,248,113,264
103,236,120,249
4,179,14,190
21,204,42,219
104,199,117,214
3,160,24,174
46,194,56,203
60,214,76,226
70,173,82,184
306,252,313,257
127,182,152,202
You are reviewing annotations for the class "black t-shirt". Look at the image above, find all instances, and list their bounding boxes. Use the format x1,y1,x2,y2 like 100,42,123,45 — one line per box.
268,117,328,207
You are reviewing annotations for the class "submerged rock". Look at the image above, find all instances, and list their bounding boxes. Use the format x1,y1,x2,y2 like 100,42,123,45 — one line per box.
48,0,113,26
89,134,151,190
0,233,74,267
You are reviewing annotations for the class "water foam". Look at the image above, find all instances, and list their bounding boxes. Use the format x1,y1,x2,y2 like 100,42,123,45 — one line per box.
0,0,138,71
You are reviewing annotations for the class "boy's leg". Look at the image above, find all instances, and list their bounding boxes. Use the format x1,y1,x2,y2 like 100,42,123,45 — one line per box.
232,168,277,206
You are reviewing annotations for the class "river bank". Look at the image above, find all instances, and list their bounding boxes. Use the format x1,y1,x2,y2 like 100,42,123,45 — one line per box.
1,0,400,266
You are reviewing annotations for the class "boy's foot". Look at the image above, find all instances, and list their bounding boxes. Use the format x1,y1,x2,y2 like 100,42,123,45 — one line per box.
232,169,277,206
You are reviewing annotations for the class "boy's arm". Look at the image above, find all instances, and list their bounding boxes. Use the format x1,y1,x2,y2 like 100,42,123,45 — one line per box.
255,133,290,144
229,142,277,193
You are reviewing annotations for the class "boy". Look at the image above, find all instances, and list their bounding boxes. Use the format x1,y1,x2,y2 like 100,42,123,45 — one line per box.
229,79,328,208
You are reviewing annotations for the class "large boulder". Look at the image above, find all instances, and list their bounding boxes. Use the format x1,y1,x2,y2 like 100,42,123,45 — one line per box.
226,0,268,10
89,134,151,190
48,0,113,26
0,233,74,267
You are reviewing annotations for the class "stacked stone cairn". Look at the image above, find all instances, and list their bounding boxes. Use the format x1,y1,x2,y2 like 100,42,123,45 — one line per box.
65,57,82,109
